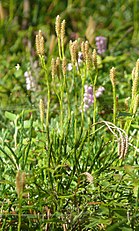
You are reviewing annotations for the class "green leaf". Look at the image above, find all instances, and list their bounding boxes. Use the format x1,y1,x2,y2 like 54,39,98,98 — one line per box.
24,120,31,128
5,111,17,121
118,111,132,117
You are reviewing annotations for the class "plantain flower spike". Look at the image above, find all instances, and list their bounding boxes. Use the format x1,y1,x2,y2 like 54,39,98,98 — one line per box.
51,58,56,79
55,15,61,38
16,171,26,198
36,30,44,56
92,49,97,69
61,19,66,46
62,57,67,76
110,67,116,87
132,59,139,99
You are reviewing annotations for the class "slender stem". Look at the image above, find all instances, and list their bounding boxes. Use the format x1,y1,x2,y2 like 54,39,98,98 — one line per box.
73,65,77,143
9,0,14,21
81,78,85,128
58,37,62,60
112,84,116,125
46,82,50,145
132,0,138,41
61,41,65,59
18,195,22,231
93,70,98,133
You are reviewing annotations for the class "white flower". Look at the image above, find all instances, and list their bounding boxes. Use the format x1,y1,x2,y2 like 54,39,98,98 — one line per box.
24,71,36,91
15,64,20,70
67,63,73,71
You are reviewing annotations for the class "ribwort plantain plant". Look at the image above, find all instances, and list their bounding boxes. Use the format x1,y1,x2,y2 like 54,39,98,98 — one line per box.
1,12,139,231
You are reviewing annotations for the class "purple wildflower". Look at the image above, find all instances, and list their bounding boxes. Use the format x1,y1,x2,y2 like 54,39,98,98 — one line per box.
83,85,94,111
95,36,107,55
95,86,105,98
83,85,105,111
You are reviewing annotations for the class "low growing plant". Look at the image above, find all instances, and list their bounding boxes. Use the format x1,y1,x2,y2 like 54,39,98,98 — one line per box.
0,14,139,231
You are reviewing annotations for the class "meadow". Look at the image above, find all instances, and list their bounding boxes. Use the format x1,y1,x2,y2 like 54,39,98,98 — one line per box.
0,1,139,230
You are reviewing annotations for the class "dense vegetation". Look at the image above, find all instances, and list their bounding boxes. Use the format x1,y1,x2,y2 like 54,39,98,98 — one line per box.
0,1,139,230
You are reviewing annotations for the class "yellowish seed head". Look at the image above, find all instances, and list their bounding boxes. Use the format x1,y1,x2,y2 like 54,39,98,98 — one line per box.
110,67,116,87
51,58,56,79
69,40,78,65
133,94,139,114
81,41,85,61
85,41,89,58
132,61,139,99
16,171,26,197
55,15,61,38
35,30,44,56
62,57,67,76
61,19,66,45
92,49,97,69
56,57,60,76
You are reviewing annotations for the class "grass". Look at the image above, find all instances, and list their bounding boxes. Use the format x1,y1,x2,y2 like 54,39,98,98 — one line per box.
0,1,139,230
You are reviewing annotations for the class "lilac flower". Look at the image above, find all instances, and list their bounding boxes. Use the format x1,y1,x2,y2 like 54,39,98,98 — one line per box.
83,85,105,111
95,36,107,55
83,85,94,111
95,86,105,98
24,71,36,91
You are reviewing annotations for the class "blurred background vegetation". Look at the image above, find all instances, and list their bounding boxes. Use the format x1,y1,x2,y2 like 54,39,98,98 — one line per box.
0,0,139,111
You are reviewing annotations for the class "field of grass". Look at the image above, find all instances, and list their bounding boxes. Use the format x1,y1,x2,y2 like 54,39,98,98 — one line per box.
0,1,139,230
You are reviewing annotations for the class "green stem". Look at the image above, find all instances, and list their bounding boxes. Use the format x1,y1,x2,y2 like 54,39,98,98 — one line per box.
9,0,14,21
112,84,116,125
18,195,22,231
132,0,138,41
81,79,85,128
58,37,62,60
73,65,77,143
46,82,50,145
61,41,65,59
93,70,98,133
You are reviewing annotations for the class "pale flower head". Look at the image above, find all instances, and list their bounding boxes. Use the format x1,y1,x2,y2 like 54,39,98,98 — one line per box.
15,64,20,70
